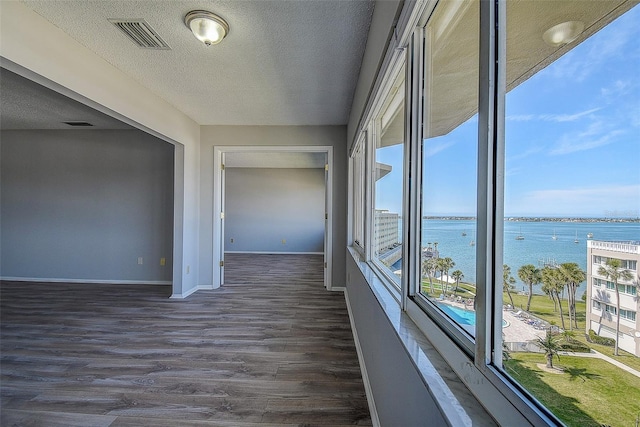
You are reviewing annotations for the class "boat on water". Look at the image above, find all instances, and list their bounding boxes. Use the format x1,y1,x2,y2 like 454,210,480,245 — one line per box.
587,232,593,238
552,230,558,240
515,227,524,240
574,231,579,244
469,240,475,246
462,232,467,236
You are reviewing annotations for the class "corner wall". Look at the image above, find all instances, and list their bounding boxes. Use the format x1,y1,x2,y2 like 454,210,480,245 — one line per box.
1,1,201,296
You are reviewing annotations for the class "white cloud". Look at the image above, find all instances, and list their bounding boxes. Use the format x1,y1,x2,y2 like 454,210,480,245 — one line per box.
511,184,640,217
549,130,623,155
508,146,543,162
601,80,633,98
424,140,456,158
506,108,600,123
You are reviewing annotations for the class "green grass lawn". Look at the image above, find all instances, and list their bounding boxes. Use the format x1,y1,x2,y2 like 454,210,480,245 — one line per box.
506,293,640,371
506,353,640,427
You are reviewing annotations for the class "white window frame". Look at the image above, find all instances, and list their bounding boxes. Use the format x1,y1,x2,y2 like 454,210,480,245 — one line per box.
349,133,366,255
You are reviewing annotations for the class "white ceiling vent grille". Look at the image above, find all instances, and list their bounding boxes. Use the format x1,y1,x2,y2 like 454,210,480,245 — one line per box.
109,19,170,49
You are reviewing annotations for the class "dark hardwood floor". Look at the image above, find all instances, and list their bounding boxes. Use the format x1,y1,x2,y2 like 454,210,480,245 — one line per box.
1,254,371,426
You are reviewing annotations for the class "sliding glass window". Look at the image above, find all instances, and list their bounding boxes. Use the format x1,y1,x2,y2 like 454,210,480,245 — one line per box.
418,0,479,339
498,2,640,425
372,65,406,287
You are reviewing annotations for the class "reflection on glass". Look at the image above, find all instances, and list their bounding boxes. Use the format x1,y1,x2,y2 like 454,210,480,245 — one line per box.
373,66,405,285
500,3,640,426
419,0,478,337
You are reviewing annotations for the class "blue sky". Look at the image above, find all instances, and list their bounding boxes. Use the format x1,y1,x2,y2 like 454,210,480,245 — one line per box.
376,5,640,218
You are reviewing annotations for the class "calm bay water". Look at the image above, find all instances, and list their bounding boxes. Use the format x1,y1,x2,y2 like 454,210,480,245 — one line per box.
421,220,640,297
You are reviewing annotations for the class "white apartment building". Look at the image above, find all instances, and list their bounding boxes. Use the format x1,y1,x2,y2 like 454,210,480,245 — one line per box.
586,240,640,356
373,209,399,255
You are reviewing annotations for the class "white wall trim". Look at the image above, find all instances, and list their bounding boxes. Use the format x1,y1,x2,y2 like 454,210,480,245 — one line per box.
344,289,381,427
170,284,214,299
1,277,171,285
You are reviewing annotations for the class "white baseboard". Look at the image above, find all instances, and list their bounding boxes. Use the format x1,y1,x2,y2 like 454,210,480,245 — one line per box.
330,286,346,292
344,289,380,427
170,284,214,299
0,277,171,285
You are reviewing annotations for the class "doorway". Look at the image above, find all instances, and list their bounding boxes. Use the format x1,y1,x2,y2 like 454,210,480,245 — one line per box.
213,146,333,290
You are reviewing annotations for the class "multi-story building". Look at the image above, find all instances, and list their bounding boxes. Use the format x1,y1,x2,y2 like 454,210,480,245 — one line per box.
373,209,399,255
586,240,640,356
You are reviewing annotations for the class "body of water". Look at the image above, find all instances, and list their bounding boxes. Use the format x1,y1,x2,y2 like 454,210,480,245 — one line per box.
422,220,639,298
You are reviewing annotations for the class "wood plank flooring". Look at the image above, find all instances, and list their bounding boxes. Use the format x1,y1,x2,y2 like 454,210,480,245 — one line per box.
1,254,371,426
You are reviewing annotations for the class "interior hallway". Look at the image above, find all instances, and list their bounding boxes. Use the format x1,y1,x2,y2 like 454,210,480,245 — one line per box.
0,254,370,426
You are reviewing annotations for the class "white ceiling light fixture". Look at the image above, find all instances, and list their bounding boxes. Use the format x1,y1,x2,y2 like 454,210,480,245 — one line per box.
542,21,585,47
184,10,229,46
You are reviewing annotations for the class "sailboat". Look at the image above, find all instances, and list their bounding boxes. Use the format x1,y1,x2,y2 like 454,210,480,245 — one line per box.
515,227,524,240
552,229,558,240
469,231,475,246
587,232,593,239
574,231,579,244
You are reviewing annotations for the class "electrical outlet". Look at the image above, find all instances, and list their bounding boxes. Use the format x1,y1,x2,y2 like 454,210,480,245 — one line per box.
137,257,143,265
160,257,166,266
186,265,190,274
230,238,234,243
281,239,286,244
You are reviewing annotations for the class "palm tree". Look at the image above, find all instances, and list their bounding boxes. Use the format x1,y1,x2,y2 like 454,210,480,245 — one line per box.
442,257,455,294
436,258,447,294
518,264,541,311
503,264,516,308
559,263,586,330
422,257,437,295
597,258,633,356
451,270,464,294
541,267,567,330
536,331,561,369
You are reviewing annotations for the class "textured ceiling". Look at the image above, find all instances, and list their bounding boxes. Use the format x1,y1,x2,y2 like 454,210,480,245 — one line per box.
20,0,374,126
0,69,133,130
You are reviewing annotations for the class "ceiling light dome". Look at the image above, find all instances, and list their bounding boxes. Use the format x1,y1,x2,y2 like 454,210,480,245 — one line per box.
184,10,229,46
542,21,584,47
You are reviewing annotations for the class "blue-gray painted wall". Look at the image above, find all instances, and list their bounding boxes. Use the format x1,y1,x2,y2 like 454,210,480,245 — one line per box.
1,129,174,282
224,168,325,253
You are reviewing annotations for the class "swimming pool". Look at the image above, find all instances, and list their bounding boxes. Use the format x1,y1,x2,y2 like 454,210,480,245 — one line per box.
436,303,507,327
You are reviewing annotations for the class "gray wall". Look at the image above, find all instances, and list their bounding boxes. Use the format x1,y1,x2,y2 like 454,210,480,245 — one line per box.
0,129,174,282
199,125,347,288
224,168,325,253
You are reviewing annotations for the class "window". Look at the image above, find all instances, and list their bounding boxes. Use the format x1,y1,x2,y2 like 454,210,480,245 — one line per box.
349,0,639,425
417,0,479,339
621,259,637,270
351,135,366,251
500,1,639,425
620,309,636,322
372,64,405,286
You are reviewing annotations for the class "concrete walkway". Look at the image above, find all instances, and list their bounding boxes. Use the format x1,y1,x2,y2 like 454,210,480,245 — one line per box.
559,349,640,378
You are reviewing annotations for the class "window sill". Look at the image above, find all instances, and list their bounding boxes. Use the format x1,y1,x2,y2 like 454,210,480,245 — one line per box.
347,248,497,426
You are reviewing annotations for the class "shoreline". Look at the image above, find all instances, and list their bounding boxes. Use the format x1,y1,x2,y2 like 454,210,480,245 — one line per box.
422,216,640,223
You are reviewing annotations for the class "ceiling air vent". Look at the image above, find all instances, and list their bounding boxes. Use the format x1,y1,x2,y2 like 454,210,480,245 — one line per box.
109,19,170,50
63,121,94,127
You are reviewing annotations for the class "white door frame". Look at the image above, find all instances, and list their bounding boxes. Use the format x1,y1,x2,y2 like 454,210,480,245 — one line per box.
212,145,334,290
